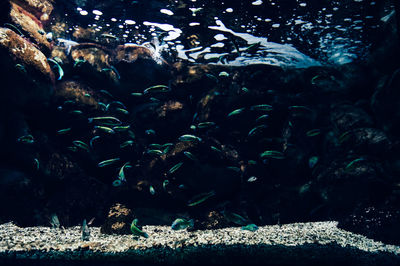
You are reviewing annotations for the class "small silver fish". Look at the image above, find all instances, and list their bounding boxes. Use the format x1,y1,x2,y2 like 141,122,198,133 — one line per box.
81,219,90,241
50,213,60,229
171,218,194,230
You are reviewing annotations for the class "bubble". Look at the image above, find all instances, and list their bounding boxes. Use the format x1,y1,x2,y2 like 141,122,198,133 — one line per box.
92,10,103,16
80,10,88,16
160,9,174,16
125,20,136,25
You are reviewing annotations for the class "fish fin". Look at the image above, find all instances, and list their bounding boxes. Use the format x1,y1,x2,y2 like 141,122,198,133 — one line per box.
189,219,194,228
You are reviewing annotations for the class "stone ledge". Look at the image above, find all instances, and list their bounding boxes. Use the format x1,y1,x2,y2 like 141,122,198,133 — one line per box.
0,221,399,265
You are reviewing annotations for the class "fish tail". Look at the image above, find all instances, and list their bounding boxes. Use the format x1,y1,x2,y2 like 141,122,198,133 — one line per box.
189,219,194,228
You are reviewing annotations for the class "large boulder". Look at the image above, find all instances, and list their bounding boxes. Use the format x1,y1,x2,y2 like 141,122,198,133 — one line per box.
9,1,52,53
0,27,54,109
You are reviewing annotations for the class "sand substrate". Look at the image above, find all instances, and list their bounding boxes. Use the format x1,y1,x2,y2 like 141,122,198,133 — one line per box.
0,221,399,265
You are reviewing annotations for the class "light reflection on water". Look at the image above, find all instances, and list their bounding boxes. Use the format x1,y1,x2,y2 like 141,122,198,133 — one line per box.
55,0,391,67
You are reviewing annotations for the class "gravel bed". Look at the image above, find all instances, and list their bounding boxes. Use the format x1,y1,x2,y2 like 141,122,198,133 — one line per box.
0,221,399,265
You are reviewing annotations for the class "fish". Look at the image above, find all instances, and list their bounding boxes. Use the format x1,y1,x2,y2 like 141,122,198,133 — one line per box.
250,104,273,111
227,166,241,172
56,38,78,54
227,108,245,117
81,219,90,241
210,146,223,154
4,23,24,36
308,156,319,168
130,219,148,238
244,42,261,53
89,136,101,147
143,85,170,94
145,129,156,136
34,158,39,170
259,150,284,159
241,224,258,232
50,213,60,229
248,124,267,137
187,191,216,207
338,131,351,143
241,87,249,93
163,180,169,190
57,128,71,135
120,140,134,148
222,211,247,226
102,66,121,79
255,114,269,123
162,143,174,148
112,180,122,187
88,116,122,126
311,75,321,85
99,90,114,99
306,129,321,137
69,110,83,115
47,58,64,80
94,126,115,134
219,71,229,77
118,162,131,181
113,125,130,132
73,58,86,68
248,160,257,165
63,100,75,105
98,158,120,167
100,33,119,40
168,162,184,174
147,149,163,156
84,93,91,97
17,135,34,144
183,151,198,161
288,105,313,112
128,130,136,139
72,140,90,152
190,125,196,130
148,144,163,149
15,64,27,73
149,185,156,195
149,97,160,102
197,122,216,129
178,184,186,189
179,134,202,142
247,176,257,182
108,101,127,110
163,146,172,154
205,73,218,82
345,158,365,171
67,146,77,152
131,92,143,97
115,108,129,115
171,218,194,230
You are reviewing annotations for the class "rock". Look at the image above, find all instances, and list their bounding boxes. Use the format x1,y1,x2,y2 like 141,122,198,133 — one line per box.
9,1,52,53
313,158,388,214
54,80,101,111
100,203,134,235
340,127,391,155
113,44,172,97
0,27,54,108
330,104,374,133
194,210,230,230
71,46,113,73
10,0,54,22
